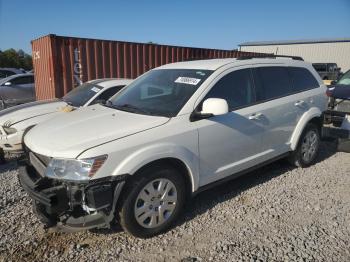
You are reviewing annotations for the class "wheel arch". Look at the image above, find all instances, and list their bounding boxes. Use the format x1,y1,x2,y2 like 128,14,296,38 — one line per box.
290,108,323,151
130,157,194,197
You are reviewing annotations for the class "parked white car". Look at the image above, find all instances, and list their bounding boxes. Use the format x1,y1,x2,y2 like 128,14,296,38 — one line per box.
0,78,132,160
19,57,327,238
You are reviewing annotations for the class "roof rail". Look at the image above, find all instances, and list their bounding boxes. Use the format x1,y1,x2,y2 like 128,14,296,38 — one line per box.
237,54,304,61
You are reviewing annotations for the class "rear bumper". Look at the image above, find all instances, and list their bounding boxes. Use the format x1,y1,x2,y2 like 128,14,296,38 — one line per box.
18,164,127,231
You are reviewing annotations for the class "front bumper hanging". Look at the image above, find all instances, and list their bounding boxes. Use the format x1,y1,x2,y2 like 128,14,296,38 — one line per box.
18,162,127,232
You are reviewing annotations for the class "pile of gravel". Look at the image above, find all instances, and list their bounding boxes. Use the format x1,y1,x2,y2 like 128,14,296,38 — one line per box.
0,141,349,261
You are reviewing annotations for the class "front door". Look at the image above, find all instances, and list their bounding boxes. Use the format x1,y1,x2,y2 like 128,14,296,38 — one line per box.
196,68,264,186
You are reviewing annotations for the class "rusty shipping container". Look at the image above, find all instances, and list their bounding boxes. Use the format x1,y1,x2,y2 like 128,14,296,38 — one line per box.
32,34,268,100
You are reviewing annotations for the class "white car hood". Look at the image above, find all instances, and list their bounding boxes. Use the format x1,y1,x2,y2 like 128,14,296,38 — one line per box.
0,100,67,127
25,104,170,158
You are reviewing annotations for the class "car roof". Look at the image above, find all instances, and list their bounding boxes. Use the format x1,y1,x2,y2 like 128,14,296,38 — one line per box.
156,58,310,71
86,78,133,89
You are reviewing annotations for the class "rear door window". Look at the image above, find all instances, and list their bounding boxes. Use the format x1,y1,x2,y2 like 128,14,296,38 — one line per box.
204,69,255,110
254,67,293,102
288,67,319,92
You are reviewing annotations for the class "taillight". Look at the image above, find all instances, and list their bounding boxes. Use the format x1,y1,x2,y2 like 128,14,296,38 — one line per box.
326,87,335,97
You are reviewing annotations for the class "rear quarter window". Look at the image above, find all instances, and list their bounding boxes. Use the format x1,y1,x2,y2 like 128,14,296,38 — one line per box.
288,67,319,92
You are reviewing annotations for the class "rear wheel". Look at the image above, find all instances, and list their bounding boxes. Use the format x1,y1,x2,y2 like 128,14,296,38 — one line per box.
118,166,186,238
289,123,320,167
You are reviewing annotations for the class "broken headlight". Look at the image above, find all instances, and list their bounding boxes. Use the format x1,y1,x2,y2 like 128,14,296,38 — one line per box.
45,155,107,181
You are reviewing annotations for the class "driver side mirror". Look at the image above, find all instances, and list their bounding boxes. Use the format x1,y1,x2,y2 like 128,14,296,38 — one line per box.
190,98,229,121
3,82,12,86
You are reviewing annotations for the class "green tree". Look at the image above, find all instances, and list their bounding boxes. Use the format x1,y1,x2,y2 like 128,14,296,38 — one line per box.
0,48,33,70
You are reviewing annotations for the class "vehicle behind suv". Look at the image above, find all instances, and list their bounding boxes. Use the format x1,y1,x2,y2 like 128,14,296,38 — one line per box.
0,68,26,79
0,73,35,109
0,78,132,161
19,56,327,238
312,63,341,80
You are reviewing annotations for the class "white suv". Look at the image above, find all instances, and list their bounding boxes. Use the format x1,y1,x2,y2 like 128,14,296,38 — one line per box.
19,57,327,238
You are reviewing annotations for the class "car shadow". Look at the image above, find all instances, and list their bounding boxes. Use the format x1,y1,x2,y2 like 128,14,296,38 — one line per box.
0,160,18,173
91,141,338,236
175,140,338,228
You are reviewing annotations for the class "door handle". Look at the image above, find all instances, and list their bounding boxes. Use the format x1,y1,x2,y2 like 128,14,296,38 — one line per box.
294,100,305,107
248,113,263,120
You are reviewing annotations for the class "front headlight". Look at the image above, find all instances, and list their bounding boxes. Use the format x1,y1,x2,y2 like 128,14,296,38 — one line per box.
45,155,107,181
3,127,17,135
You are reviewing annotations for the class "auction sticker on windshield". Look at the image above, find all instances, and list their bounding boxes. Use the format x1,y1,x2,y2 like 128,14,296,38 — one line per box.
175,77,201,86
91,87,101,93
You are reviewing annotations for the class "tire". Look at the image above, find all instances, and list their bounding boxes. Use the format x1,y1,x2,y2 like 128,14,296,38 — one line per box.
0,99,5,110
0,148,6,165
289,123,320,167
118,165,186,238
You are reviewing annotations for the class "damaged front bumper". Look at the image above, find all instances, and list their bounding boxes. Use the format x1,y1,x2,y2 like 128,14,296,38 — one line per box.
18,163,127,232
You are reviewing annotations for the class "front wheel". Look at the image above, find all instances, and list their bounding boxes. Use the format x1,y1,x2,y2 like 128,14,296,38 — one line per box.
118,166,186,238
0,99,5,110
289,123,320,167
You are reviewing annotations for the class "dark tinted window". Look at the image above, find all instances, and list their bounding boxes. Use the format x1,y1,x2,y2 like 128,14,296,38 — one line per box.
90,85,125,105
204,69,255,110
254,67,293,101
0,70,16,78
313,64,327,72
288,67,319,92
63,83,105,107
11,75,34,85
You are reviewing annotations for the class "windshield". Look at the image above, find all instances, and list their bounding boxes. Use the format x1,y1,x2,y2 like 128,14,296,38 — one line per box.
338,70,350,85
62,82,104,107
107,69,213,117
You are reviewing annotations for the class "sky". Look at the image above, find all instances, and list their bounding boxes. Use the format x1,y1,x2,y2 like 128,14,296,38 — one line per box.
0,0,349,54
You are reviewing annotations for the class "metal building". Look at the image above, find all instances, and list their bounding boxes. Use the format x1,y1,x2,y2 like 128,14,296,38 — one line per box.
239,38,350,72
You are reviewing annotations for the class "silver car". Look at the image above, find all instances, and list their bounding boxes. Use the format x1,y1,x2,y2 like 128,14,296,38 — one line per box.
0,73,35,109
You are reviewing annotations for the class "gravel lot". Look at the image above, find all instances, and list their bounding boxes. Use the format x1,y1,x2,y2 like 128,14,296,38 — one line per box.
0,141,349,262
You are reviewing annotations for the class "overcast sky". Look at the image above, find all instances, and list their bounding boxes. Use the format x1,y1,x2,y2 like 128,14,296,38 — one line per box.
0,0,349,54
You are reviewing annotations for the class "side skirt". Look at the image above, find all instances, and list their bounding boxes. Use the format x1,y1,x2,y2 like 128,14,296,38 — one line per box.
193,152,290,196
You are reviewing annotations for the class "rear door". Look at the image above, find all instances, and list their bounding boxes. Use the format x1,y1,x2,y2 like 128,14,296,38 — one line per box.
2,75,35,105
288,67,323,114
251,66,304,160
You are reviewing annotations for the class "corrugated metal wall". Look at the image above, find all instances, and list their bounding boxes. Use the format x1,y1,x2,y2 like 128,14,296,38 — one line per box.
240,42,350,73
32,34,268,100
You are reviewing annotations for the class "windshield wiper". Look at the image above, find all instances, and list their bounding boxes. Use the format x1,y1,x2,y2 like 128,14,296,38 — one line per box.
114,103,152,115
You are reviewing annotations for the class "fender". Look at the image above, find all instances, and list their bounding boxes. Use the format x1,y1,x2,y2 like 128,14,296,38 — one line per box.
111,143,200,192
290,107,323,150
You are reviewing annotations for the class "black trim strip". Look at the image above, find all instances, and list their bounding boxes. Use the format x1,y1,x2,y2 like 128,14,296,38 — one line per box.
193,152,289,196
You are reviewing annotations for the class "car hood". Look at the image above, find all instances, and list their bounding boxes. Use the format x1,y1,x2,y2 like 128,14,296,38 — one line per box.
25,104,170,158
0,100,68,127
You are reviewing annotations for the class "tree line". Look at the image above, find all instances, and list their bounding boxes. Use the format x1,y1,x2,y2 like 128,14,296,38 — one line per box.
0,49,33,70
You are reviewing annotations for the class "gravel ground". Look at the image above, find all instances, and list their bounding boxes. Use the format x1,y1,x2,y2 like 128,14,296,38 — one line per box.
0,141,349,262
